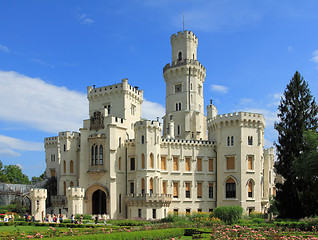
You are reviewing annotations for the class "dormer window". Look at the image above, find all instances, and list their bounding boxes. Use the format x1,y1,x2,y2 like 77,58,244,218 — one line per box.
178,51,182,61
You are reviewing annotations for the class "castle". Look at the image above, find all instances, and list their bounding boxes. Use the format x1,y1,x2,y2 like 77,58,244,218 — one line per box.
43,30,275,220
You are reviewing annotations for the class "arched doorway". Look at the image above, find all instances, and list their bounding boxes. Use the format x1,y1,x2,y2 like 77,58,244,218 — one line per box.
92,190,106,214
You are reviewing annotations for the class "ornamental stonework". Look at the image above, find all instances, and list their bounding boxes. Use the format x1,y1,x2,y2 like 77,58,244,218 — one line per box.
90,111,104,131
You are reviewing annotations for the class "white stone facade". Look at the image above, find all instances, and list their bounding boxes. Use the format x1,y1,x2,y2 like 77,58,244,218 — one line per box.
44,30,275,219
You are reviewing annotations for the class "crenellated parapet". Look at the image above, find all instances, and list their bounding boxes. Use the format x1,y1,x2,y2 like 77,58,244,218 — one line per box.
66,187,85,199
30,188,47,222
207,112,265,131
59,131,81,140
44,136,59,149
171,31,198,46
87,78,143,103
30,188,47,199
161,138,215,147
134,119,162,132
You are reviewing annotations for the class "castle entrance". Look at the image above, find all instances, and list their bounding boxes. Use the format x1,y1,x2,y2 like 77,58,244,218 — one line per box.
92,189,106,214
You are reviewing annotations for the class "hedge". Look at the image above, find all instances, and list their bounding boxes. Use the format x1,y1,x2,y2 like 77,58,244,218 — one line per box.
213,206,243,224
41,228,185,240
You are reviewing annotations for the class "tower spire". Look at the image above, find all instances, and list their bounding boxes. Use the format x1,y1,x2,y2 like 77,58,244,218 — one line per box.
183,10,185,32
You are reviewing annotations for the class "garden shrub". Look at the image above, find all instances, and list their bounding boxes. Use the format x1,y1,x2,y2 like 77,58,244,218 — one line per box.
75,213,92,220
250,218,264,224
212,206,243,224
249,210,263,219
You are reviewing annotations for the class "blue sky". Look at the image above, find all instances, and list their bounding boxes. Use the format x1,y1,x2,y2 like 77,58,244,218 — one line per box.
1,0,318,178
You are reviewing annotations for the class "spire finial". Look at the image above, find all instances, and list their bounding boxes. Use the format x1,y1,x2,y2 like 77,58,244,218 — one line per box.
183,10,185,32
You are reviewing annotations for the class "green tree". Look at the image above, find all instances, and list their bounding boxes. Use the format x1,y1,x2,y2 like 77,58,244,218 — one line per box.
0,160,9,182
274,71,318,218
31,171,47,184
3,164,30,184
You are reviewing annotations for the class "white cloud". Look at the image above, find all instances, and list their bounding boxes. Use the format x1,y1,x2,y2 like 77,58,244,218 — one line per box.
74,8,94,25
0,43,10,53
210,84,228,94
311,50,318,66
0,70,88,133
142,99,165,121
31,58,55,68
0,149,21,157
241,108,278,131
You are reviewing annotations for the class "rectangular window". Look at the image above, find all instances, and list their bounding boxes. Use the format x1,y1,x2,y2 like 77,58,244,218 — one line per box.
152,209,156,219
185,157,191,171
50,169,56,178
130,182,134,195
173,209,178,215
209,159,213,172
185,182,191,198
209,209,213,213
197,182,202,198
162,181,167,194
173,182,179,198
138,209,142,218
130,158,135,171
209,183,213,198
173,157,179,171
186,209,191,214
175,84,182,93
198,208,202,212
269,171,271,183
131,104,136,116
226,156,235,170
197,158,202,171
161,156,166,170
248,156,253,170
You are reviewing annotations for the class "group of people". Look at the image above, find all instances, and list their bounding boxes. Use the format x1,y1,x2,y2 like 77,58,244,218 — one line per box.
43,214,64,223
24,213,35,222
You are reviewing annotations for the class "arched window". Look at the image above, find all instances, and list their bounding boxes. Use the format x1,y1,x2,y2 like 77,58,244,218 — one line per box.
226,178,236,198
142,154,145,169
95,145,98,165
63,161,66,173
150,178,154,195
227,137,230,146
70,160,74,173
231,136,234,146
141,178,145,195
150,153,154,168
70,181,74,187
99,145,103,165
178,51,182,61
248,180,254,198
119,157,122,170
141,135,145,144
91,145,94,165
63,181,66,195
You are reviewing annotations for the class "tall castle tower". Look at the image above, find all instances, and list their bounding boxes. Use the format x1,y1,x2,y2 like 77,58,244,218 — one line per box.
162,31,207,140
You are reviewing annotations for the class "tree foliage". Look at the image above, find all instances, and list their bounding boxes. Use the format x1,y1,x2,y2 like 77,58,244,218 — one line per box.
274,71,318,218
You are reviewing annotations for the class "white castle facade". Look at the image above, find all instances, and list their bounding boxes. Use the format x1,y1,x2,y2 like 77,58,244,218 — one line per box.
44,31,275,220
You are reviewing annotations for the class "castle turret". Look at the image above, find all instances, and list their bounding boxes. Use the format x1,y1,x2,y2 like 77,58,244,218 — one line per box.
162,31,207,140
207,100,218,121
30,188,47,221
66,187,85,217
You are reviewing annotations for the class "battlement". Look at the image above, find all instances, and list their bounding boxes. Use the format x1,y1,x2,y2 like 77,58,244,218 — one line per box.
163,59,206,74
44,136,58,143
171,31,198,44
29,188,47,199
87,78,143,101
161,138,215,146
208,112,265,125
134,119,162,130
264,147,275,156
59,131,80,139
66,187,84,198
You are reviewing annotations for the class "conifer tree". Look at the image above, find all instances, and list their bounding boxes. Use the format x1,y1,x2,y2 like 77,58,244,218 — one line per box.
274,71,318,218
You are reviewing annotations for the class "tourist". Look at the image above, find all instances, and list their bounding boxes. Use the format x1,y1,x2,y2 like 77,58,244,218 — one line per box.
59,214,63,223
71,214,75,224
80,214,83,224
103,214,107,224
94,215,98,224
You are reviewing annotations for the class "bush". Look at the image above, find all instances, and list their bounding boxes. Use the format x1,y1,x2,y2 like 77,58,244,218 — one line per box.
75,214,92,220
213,206,243,224
250,218,264,224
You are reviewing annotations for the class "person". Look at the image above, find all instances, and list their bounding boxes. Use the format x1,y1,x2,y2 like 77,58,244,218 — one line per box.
94,215,98,225
59,214,63,223
24,213,29,222
103,214,107,225
27,214,31,222
71,214,75,224
80,214,83,224
32,215,35,222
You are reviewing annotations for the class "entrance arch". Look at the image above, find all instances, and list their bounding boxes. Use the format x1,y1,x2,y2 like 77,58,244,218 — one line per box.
92,190,106,214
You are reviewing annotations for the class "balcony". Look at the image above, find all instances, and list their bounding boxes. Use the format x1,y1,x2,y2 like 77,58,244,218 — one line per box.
125,193,172,206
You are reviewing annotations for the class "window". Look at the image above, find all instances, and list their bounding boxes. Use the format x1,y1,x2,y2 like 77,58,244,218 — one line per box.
99,145,103,165
50,169,56,178
119,194,122,213
131,104,136,116
141,154,145,169
248,136,253,145
130,158,135,171
150,153,154,168
141,178,145,195
226,156,235,170
248,180,253,198
174,209,178,215
209,159,213,172
161,156,166,170
107,104,111,115
197,158,202,171
175,84,182,93
70,181,74,187
162,181,167,194
269,171,271,183
231,136,234,146
185,182,191,198
178,51,182,61
209,183,213,198
198,209,202,213
198,84,202,95
118,157,122,170
248,156,253,170
63,160,66,173
227,136,230,146
176,102,182,111
95,145,98,165
173,157,179,171
63,181,66,195
226,178,236,198
197,182,202,198
130,182,134,195
70,160,74,173
177,125,180,136
179,102,181,111
185,157,191,171
141,135,145,144
64,144,66,152
150,178,153,195
186,209,191,214
209,209,214,213
173,182,179,198
138,209,142,218
51,154,55,162
91,146,94,165
152,209,156,219
119,138,121,148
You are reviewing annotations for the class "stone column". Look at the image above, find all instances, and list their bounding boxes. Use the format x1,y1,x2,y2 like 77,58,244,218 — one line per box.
30,188,47,222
